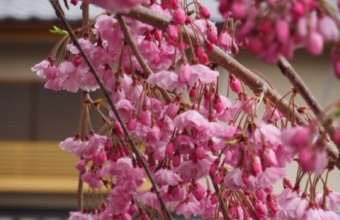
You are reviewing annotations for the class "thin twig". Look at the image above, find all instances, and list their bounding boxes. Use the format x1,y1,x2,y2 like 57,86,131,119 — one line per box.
116,15,152,77
116,15,172,104
49,1,173,219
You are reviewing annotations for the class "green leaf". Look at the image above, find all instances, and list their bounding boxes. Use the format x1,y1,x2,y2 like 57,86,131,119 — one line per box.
225,139,238,146
333,110,340,118
49,26,68,35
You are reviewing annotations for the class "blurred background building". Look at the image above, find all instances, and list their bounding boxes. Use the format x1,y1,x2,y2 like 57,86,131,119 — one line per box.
0,0,340,219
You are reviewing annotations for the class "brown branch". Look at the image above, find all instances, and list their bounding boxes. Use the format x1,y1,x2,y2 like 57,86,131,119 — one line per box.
81,2,90,35
77,3,90,212
125,5,339,160
277,57,340,152
277,56,323,116
117,15,153,77
210,175,231,220
77,92,90,211
116,14,173,104
49,2,173,219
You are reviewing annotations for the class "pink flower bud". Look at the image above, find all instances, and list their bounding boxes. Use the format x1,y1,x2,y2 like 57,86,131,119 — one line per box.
167,24,179,40
104,140,112,151
165,142,174,157
255,189,266,202
252,155,263,176
154,29,162,41
114,120,124,136
318,16,339,42
172,153,181,167
189,88,197,101
213,95,224,113
140,109,151,126
213,172,223,184
178,63,192,84
127,116,137,130
209,160,219,176
147,125,161,141
71,0,78,6
206,42,214,51
267,195,279,215
218,32,232,52
230,76,242,93
76,160,86,171
333,128,340,144
169,0,179,9
207,28,218,44
192,183,205,201
173,8,186,25
298,147,314,172
263,148,278,167
166,102,180,118
283,178,293,189
292,2,305,19
195,146,206,160
281,126,311,154
232,2,246,20
248,37,263,54
276,19,290,43
254,201,266,218
94,151,107,166
307,31,324,55
200,5,211,19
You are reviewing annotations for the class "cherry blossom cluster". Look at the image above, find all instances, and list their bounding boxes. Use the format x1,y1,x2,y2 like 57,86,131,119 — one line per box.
218,0,340,65
31,0,340,219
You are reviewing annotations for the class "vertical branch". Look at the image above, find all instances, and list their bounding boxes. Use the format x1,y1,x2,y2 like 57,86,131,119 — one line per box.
81,2,90,35
49,2,173,219
78,92,90,211
77,3,90,211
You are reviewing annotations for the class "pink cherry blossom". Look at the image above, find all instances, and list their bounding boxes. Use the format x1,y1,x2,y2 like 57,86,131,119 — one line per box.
199,5,211,19
281,126,311,154
307,31,324,55
154,168,182,186
147,70,178,91
218,31,232,53
114,99,135,120
191,64,219,84
174,194,202,219
276,19,290,44
136,191,161,209
174,110,209,131
318,16,339,42
173,8,186,25
175,155,216,180
82,0,146,13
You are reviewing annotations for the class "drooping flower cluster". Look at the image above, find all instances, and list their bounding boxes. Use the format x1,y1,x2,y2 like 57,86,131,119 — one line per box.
218,0,340,64
32,0,340,219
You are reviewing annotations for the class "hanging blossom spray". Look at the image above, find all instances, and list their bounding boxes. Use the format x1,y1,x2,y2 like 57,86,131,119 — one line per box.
32,0,340,219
